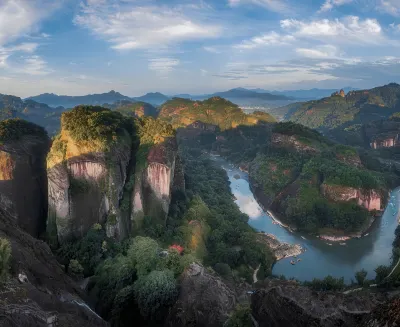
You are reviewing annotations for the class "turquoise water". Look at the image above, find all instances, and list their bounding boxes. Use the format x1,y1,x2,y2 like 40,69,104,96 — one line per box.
212,156,400,282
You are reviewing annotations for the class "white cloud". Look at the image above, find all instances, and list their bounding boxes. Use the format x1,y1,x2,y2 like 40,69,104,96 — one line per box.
296,45,339,58
74,1,221,50
319,0,353,13
379,0,400,16
281,16,384,44
200,69,208,76
0,0,55,47
148,58,180,74
21,55,52,75
228,0,290,14
203,46,221,54
234,31,295,49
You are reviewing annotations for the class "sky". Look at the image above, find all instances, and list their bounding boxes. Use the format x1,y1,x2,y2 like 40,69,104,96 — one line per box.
0,0,400,97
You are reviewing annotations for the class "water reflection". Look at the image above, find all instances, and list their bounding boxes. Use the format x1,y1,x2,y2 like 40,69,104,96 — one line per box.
211,156,400,282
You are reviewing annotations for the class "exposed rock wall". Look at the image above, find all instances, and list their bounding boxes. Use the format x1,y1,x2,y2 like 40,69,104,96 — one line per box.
131,138,182,228
48,141,132,244
321,184,382,211
0,135,50,238
166,263,237,327
370,134,399,149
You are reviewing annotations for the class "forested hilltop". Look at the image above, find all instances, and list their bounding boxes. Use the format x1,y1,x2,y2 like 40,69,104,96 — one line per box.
158,96,275,130
271,83,400,131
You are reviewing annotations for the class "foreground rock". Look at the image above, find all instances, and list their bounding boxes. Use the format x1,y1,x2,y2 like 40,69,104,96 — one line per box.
0,207,107,327
257,233,303,260
47,106,135,243
166,263,237,327
0,119,50,238
251,281,388,327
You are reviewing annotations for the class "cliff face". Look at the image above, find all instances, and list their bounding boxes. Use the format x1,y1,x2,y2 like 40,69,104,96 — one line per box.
131,137,183,228
48,140,132,243
271,133,319,154
0,125,50,238
47,107,136,244
370,133,399,149
0,207,107,326
166,263,237,327
321,184,382,211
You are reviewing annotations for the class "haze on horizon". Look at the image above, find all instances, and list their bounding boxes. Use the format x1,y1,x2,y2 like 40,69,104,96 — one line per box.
0,0,400,98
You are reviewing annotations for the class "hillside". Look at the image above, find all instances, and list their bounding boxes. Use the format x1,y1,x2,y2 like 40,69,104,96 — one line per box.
0,94,64,135
271,83,400,131
104,100,158,118
159,96,276,130
134,92,170,105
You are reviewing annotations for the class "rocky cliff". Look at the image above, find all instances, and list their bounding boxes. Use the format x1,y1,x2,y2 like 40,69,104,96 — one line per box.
370,133,399,149
0,119,50,238
0,206,107,326
131,137,183,228
321,184,382,211
47,106,136,244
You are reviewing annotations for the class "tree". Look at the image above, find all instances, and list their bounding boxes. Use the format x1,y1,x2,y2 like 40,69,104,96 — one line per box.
355,269,368,286
134,270,178,318
127,236,159,277
225,305,253,327
0,238,11,281
375,265,391,284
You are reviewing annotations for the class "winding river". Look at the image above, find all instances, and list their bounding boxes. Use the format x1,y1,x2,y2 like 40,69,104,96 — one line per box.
211,156,400,282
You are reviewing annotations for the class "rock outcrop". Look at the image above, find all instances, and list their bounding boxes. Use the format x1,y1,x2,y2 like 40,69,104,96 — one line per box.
257,233,303,260
0,206,107,327
132,137,183,228
251,282,388,327
321,184,382,211
0,119,50,238
47,107,135,244
271,133,319,154
166,263,237,327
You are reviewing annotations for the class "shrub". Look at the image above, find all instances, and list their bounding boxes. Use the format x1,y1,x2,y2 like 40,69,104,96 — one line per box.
355,269,368,286
69,259,84,276
0,238,11,281
134,269,178,318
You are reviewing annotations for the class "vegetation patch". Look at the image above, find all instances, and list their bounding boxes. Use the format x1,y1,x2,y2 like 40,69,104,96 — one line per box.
0,118,47,145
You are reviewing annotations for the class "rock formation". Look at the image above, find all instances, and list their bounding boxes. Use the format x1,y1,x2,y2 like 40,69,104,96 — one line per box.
271,133,319,154
257,233,303,260
47,107,135,244
166,263,237,327
0,206,107,327
370,133,399,149
321,184,382,211
0,119,50,238
132,137,183,228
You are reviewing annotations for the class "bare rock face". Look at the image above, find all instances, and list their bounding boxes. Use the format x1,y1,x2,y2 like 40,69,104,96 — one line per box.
358,296,400,327
0,131,50,238
165,263,237,327
132,137,183,227
257,233,303,260
48,145,132,244
321,184,382,211
0,207,108,327
251,282,387,327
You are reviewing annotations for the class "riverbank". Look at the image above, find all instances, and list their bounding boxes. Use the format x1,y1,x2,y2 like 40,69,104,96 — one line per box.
257,233,304,261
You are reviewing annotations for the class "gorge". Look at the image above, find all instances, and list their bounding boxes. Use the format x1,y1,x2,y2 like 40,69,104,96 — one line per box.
214,155,400,282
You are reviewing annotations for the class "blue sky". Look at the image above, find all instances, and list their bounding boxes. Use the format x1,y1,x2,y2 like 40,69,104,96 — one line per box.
0,0,400,97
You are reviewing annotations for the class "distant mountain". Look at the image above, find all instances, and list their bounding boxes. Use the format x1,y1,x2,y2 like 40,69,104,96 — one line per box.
270,83,400,131
211,88,292,101
0,94,64,135
27,90,132,108
133,92,170,106
250,87,357,100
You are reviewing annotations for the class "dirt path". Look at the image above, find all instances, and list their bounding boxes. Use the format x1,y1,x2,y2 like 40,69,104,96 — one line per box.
253,264,261,284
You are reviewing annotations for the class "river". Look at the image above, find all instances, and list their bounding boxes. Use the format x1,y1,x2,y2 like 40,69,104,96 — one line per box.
211,156,400,282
